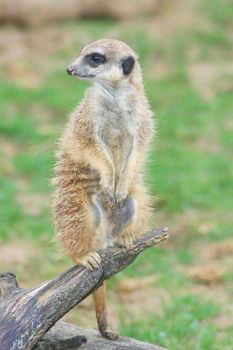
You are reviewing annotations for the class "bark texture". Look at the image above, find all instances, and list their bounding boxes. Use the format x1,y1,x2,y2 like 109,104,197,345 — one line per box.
36,321,166,349
0,227,168,350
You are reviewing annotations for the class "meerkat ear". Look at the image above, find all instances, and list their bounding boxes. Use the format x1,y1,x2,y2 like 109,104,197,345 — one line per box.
122,56,135,76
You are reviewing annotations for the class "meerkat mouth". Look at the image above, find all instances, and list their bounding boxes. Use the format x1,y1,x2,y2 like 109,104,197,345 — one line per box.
66,67,95,79
76,73,96,79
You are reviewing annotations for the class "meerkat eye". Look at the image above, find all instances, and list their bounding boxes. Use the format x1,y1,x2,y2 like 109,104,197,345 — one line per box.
91,54,103,63
86,53,106,67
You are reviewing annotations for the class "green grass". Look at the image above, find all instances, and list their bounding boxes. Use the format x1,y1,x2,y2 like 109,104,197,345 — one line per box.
120,295,220,350
0,2,233,349
200,0,233,27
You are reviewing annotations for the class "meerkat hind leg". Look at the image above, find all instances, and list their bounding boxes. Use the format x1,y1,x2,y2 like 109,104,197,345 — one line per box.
74,201,103,270
111,195,135,237
116,185,151,248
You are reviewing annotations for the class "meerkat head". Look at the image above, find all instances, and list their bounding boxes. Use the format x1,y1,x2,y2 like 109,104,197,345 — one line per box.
66,39,140,86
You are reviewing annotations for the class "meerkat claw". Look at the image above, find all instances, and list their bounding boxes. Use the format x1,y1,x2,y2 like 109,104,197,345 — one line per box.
117,233,135,248
77,252,101,270
86,252,101,269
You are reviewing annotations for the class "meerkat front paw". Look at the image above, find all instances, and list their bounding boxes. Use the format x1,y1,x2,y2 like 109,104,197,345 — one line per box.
115,177,129,203
115,191,128,204
76,252,101,270
111,195,135,237
101,187,115,202
100,175,115,197
117,232,136,248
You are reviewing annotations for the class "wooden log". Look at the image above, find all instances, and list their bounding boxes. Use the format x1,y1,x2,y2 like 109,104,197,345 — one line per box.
36,321,166,349
0,227,168,350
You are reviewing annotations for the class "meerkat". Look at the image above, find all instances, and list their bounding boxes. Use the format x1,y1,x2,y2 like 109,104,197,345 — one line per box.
52,38,154,340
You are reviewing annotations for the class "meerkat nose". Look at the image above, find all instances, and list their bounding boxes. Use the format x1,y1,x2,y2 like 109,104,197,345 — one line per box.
67,66,74,76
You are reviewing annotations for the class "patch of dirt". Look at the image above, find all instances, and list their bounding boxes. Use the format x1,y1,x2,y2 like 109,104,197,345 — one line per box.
191,284,230,307
188,283,233,330
16,192,49,216
197,222,215,235
209,240,233,259
27,103,57,135
189,235,233,265
115,277,171,323
0,139,20,158
4,62,43,89
147,60,171,79
0,140,17,175
212,303,233,330
187,265,226,284
117,275,156,293
191,137,222,155
28,103,55,122
0,26,71,87
0,239,35,270
12,174,50,216
143,0,211,40
159,210,233,250
187,61,233,101
158,210,216,247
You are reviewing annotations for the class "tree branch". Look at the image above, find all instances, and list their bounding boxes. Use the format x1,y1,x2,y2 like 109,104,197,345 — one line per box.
36,321,166,350
0,227,168,350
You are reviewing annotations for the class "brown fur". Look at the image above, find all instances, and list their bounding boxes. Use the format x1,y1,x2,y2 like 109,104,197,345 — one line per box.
93,282,118,340
52,39,154,338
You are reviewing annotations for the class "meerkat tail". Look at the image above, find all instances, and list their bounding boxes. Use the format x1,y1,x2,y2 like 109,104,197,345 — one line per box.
93,283,119,340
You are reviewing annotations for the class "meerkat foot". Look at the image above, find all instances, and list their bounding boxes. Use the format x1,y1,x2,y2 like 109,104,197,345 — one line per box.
100,327,119,340
117,233,135,248
76,252,101,270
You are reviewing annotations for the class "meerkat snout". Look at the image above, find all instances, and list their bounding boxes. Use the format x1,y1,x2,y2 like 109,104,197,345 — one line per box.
66,39,138,84
67,66,74,76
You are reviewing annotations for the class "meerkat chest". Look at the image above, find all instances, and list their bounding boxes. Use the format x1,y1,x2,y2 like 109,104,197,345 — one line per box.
98,109,136,171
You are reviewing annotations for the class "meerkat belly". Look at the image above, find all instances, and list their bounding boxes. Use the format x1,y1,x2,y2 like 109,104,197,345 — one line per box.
94,122,133,246
101,125,133,180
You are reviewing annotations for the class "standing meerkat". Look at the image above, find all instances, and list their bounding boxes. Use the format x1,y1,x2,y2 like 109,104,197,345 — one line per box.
52,38,154,339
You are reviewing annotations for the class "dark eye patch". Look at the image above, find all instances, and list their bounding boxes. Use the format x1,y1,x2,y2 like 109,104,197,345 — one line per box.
85,52,106,67
122,56,135,76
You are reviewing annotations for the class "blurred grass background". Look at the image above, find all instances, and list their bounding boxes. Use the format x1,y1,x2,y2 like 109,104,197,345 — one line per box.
0,0,232,349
